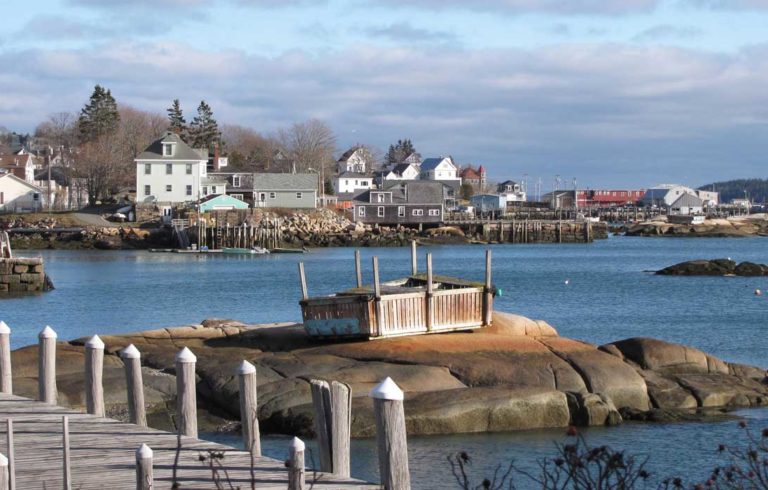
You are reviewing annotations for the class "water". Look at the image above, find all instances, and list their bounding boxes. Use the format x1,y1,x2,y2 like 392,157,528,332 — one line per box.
2,236,768,487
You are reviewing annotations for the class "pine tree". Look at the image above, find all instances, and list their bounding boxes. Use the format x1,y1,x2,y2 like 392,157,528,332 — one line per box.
77,85,120,143
166,99,187,138
187,100,220,150
386,139,418,165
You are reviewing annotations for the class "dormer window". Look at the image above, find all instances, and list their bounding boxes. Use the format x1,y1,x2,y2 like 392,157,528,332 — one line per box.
163,143,174,157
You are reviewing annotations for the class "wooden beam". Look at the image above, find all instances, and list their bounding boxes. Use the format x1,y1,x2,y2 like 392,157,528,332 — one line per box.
354,250,362,289
298,262,308,300
410,240,417,275
426,253,433,332
483,249,493,326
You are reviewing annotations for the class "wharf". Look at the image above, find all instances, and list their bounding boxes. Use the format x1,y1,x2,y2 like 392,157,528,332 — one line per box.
0,393,375,489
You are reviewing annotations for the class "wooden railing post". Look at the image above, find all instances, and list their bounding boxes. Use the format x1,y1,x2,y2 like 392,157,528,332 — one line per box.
288,437,306,490
425,253,433,332
63,416,71,490
85,335,105,417
372,256,383,333
5,420,13,490
370,377,410,490
38,326,57,404
0,322,12,394
135,444,153,490
175,347,197,438
298,263,308,300
309,379,351,477
236,360,260,456
0,453,8,490
121,344,146,426
309,380,332,472
483,249,493,326
410,240,417,275
354,250,362,288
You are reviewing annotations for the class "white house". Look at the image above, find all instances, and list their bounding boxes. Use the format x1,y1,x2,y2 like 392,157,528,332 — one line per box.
0,173,44,212
696,189,719,207
135,132,218,206
380,163,420,183
333,172,375,195
640,184,697,208
669,193,704,215
497,180,527,202
0,153,36,184
337,146,373,174
420,157,461,183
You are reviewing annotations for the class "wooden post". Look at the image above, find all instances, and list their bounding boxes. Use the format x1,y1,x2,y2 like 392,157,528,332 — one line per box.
298,262,308,300
175,347,197,438
38,326,57,404
0,453,8,490
309,379,332,472
410,240,417,275
330,380,351,477
5,420,14,490
236,360,261,456
354,250,362,288
370,377,410,490
483,250,493,326
62,416,71,490
121,344,147,427
0,322,11,394
425,253,434,332
85,335,105,417
373,256,383,334
288,437,305,490
135,444,153,490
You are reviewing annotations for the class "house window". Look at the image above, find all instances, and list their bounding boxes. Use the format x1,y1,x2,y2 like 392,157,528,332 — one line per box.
359,207,366,217
259,193,266,201
233,176,241,187
166,164,172,175
211,186,217,194
231,194,244,200
377,193,386,203
269,192,276,199
202,186,208,195
412,209,424,216
166,184,173,192
144,185,151,196
186,164,192,175
378,206,385,217
296,192,303,199
144,164,151,175
428,209,440,216
398,206,405,217
163,144,173,156
186,185,192,196
0,192,3,204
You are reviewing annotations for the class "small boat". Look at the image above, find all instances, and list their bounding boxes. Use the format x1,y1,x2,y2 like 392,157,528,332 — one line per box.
221,247,270,255
270,247,307,254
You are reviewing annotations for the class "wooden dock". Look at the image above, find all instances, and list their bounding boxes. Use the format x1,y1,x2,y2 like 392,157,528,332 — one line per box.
0,393,376,489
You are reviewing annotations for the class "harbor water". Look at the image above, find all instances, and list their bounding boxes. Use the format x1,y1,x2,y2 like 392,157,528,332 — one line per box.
1,236,767,487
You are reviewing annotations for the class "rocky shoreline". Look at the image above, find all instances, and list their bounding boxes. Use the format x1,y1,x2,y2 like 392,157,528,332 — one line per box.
8,312,767,438
657,259,768,276
626,216,768,237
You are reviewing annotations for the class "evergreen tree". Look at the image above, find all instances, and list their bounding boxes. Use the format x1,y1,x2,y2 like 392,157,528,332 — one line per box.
187,100,220,150
166,99,187,138
386,138,418,165
77,85,120,142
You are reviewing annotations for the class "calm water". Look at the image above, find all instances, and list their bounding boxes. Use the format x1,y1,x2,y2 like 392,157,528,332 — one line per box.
2,236,768,487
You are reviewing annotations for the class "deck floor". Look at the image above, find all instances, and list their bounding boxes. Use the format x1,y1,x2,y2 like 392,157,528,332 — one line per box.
0,393,377,489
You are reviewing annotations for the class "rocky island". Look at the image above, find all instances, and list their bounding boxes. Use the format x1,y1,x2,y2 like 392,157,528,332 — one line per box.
626,215,768,237
657,259,768,276
8,312,767,438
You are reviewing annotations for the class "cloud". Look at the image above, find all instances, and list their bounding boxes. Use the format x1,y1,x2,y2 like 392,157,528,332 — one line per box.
2,41,768,187
13,15,115,41
683,0,768,10
632,24,703,42
364,22,458,44
368,0,662,15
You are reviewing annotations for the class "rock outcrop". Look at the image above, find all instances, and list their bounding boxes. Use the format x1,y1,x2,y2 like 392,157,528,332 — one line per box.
656,259,768,276
626,216,768,237
7,312,767,438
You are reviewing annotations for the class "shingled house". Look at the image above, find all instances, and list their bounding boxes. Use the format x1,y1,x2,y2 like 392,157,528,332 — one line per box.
352,180,450,226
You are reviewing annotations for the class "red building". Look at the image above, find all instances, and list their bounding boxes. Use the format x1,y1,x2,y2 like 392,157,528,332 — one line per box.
576,189,645,208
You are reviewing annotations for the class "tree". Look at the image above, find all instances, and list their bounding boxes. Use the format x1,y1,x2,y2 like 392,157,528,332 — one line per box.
187,100,220,150
460,182,475,201
35,112,78,152
277,118,336,174
220,124,276,172
77,85,120,143
166,99,187,138
386,138,417,165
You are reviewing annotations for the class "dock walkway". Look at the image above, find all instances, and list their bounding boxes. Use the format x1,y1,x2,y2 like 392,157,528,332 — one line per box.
0,393,376,489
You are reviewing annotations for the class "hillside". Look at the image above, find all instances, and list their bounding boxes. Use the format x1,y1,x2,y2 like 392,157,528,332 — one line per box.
698,178,768,204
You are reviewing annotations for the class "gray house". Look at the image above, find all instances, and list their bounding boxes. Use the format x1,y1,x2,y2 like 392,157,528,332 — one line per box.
253,173,317,209
353,180,448,226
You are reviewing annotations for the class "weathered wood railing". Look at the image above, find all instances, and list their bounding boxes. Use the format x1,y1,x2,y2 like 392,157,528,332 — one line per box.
0,321,411,489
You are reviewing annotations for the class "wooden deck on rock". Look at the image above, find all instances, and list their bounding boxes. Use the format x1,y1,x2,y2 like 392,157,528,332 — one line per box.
0,393,376,489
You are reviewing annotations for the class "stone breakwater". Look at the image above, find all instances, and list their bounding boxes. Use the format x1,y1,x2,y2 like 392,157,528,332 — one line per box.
0,257,51,293
7,312,767,437
7,226,170,250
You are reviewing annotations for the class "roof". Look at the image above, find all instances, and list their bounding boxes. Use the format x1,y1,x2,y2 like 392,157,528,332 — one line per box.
338,146,362,162
199,194,248,205
253,173,317,191
498,180,518,186
0,153,33,168
337,172,371,179
390,163,418,176
0,172,42,191
671,193,704,208
420,157,451,171
34,166,71,186
381,180,448,204
136,132,207,161
460,167,481,179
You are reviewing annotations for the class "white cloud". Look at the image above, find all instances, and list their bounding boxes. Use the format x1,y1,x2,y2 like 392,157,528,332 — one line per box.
367,0,662,15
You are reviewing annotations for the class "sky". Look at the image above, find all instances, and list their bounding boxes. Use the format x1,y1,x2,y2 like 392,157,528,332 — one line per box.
2,0,768,189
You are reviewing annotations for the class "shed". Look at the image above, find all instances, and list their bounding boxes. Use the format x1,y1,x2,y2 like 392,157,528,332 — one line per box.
198,194,249,213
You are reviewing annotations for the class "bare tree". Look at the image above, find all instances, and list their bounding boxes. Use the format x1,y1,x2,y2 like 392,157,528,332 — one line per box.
221,124,277,172
277,119,337,194
74,135,123,203
35,112,78,151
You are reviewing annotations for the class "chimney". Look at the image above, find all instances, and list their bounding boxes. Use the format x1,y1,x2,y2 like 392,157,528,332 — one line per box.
213,142,220,171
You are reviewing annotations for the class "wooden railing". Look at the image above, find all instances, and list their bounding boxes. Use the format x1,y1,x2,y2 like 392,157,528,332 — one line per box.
432,287,484,330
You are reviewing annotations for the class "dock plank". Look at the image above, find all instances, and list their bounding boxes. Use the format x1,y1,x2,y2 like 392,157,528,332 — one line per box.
0,394,377,489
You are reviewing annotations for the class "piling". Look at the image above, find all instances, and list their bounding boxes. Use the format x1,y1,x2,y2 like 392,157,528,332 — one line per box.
483,250,493,326
85,335,105,417
121,344,146,426
309,379,352,477
0,322,11,394
370,377,410,490
288,437,306,490
38,326,57,404
62,416,71,490
410,240,417,275
355,250,362,288
135,444,153,490
237,360,261,456
5,420,14,490
175,347,198,438
298,262,308,300
425,253,434,332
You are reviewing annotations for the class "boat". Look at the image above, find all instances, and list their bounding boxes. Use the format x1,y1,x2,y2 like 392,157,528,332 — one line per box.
270,247,307,254
221,247,270,255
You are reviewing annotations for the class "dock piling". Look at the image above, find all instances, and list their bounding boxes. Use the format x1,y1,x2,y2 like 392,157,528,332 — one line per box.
38,326,57,404
135,444,153,490
63,416,71,490
355,250,362,288
288,437,306,490
426,253,434,332
370,377,410,490
121,344,147,426
85,335,105,417
175,347,198,438
237,360,261,456
0,322,11,394
309,379,352,476
410,240,417,275
483,250,493,326
298,262,308,300
5,420,14,490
